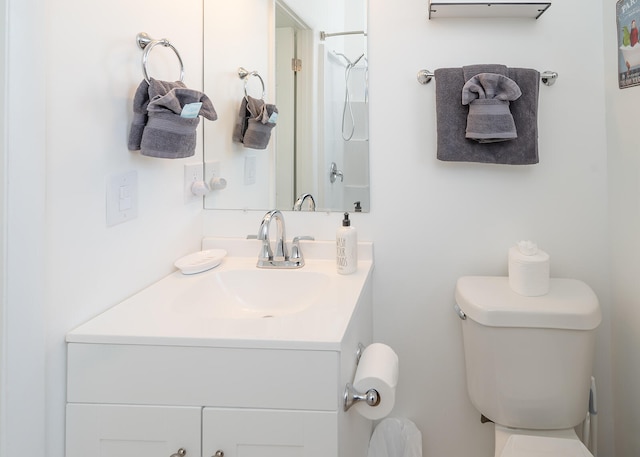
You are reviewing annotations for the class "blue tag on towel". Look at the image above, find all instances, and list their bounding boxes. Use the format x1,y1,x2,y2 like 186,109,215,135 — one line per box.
268,111,278,124
181,102,203,119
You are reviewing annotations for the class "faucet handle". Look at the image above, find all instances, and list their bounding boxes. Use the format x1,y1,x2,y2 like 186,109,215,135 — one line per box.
291,236,314,260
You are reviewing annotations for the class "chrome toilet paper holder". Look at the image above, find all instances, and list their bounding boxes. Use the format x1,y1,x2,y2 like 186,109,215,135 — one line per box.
343,343,381,412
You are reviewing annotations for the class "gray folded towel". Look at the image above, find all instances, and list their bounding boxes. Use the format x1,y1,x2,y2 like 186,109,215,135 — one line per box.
149,78,187,97
140,86,217,159
127,80,150,151
127,79,187,151
232,97,250,143
232,96,262,143
435,65,540,165
232,95,278,149
463,64,508,81
462,73,522,143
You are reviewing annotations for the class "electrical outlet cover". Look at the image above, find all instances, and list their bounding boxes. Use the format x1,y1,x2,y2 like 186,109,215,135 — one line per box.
184,163,204,203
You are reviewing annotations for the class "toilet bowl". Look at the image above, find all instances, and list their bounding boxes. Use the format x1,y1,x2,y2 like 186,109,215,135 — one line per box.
454,276,602,457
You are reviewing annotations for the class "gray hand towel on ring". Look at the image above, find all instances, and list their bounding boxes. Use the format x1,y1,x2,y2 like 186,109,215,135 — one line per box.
127,79,186,151
244,98,278,150
141,86,217,159
232,95,263,143
127,80,150,151
232,95,278,149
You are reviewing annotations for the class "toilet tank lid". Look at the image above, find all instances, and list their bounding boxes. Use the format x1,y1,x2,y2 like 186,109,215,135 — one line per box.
500,435,593,457
455,276,601,330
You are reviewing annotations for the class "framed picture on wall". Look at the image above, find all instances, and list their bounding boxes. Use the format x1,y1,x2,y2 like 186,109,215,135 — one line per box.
617,0,640,88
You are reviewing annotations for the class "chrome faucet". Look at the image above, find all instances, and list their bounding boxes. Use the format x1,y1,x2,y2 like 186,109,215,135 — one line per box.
257,210,313,268
293,193,316,211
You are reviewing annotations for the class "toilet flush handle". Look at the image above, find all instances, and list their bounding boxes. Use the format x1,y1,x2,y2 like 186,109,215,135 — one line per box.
454,303,467,320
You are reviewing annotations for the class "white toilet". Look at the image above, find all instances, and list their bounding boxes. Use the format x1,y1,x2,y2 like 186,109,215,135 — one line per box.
454,276,602,457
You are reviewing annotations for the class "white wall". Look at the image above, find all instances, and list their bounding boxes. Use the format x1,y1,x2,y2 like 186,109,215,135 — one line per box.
3,0,47,455
3,0,205,456
2,1,619,457
204,1,615,457
604,0,640,455
368,2,612,455
0,0,6,445
202,0,275,210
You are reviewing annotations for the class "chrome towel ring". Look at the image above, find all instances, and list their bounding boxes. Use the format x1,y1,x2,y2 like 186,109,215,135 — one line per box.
238,67,266,100
136,32,184,83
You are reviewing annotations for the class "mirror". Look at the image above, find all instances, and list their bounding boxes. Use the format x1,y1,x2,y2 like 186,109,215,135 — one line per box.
202,0,369,212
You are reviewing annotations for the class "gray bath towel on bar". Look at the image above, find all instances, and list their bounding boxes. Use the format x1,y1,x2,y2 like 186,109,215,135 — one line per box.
435,65,540,165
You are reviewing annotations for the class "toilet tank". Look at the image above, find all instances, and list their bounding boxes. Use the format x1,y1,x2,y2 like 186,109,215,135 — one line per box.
455,276,601,430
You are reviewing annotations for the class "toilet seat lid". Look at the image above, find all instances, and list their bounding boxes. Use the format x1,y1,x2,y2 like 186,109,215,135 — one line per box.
500,435,593,457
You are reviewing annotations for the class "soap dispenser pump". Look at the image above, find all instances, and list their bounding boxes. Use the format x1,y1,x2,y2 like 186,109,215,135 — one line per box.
336,212,357,274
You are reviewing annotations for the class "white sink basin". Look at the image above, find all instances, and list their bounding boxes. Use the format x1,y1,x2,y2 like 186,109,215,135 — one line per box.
66,238,374,350
174,269,331,319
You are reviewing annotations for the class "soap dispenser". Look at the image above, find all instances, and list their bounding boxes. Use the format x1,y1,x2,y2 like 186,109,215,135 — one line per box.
336,212,357,274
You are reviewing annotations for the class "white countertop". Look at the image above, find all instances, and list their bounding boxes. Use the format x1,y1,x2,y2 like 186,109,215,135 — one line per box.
67,239,373,350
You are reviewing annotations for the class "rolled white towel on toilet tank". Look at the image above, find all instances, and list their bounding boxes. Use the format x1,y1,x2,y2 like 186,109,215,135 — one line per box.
508,241,550,297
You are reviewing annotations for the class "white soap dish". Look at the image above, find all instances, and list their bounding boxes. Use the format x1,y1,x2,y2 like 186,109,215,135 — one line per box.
174,249,227,274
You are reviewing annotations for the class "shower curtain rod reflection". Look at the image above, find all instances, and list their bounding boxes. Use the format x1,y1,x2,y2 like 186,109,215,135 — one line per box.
320,30,367,41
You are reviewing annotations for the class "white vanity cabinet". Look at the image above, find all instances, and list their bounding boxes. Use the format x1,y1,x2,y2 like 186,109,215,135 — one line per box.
66,404,202,457
202,408,336,457
66,403,336,457
65,240,374,457
65,344,355,457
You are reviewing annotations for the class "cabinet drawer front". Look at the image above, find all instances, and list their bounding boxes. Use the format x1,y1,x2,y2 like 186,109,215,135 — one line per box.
66,404,201,457
202,408,337,457
68,344,338,410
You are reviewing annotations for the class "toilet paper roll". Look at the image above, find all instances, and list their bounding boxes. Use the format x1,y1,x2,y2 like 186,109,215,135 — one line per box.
353,343,399,420
508,244,550,296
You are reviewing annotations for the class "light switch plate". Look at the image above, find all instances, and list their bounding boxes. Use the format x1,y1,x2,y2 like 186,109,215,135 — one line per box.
106,171,138,227
244,156,257,185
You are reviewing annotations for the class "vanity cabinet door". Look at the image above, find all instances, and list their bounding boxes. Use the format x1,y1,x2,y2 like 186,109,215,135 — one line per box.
202,407,337,457
66,404,201,457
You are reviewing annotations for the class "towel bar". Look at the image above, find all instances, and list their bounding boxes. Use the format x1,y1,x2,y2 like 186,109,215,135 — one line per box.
417,68,558,86
320,30,367,41
136,32,184,84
